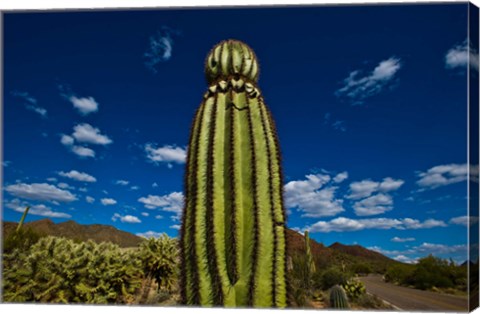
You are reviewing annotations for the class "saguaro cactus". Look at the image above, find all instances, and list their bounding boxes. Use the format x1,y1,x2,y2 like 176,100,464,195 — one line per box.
304,231,316,275
180,39,287,307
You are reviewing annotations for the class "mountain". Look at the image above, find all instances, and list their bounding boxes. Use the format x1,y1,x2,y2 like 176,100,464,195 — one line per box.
286,229,399,272
329,242,393,263
3,219,143,247
3,218,397,270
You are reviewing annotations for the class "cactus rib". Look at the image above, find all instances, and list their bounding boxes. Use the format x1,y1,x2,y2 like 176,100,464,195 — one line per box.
181,39,287,307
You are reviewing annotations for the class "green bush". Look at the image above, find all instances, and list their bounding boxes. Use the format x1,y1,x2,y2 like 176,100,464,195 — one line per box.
342,279,366,300
3,227,43,253
138,234,179,292
3,236,143,303
385,255,467,291
315,267,350,290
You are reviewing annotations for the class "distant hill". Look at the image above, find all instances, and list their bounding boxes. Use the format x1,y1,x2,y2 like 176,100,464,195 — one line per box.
286,229,399,273
329,242,393,263
3,219,143,248
3,219,398,271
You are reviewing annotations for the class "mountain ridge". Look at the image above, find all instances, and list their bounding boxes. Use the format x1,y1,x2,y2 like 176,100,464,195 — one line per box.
3,219,398,269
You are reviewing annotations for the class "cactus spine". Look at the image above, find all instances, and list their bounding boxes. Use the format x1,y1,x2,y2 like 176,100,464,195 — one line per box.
329,285,349,309
180,39,287,307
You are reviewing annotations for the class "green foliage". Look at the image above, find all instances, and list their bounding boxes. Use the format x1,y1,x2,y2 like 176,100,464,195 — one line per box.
385,255,467,291
3,236,143,304
342,279,366,300
181,39,287,307
138,234,179,292
384,263,415,285
3,227,43,253
314,267,351,290
351,262,372,275
329,285,349,309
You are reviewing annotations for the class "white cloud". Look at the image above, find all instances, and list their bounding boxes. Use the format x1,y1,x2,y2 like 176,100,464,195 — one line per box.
115,180,129,186
72,123,112,145
449,215,479,227
284,173,345,217
347,177,404,200
58,170,96,183
101,198,117,206
60,134,75,146
5,183,77,203
152,182,158,188
112,213,141,223
144,27,179,73
69,96,99,115
5,199,72,218
170,224,181,230
324,113,347,132
307,216,446,233
130,185,140,191
85,196,95,203
353,193,393,216
57,182,74,190
141,212,149,217
391,236,415,243
370,242,467,258
393,255,418,264
60,134,96,158
136,231,163,238
445,39,479,72
138,192,183,215
71,145,96,158
335,57,402,105
26,105,48,117
138,192,183,221
11,91,37,104
416,163,470,190
333,171,349,183
11,91,48,118
145,144,186,166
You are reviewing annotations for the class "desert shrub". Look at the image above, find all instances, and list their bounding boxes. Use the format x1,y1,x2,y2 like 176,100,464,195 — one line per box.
386,255,467,291
384,263,415,285
315,267,350,290
3,236,142,304
351,262,372,275
138,234,179,292
354,293,390,309
342,279,366,300
3,227,43,253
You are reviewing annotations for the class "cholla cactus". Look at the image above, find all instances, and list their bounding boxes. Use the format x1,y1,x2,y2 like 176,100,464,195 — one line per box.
180,39,287,307
342,279,366,300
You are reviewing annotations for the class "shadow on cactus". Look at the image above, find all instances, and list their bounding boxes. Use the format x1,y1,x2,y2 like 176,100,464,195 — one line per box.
180,39,288,307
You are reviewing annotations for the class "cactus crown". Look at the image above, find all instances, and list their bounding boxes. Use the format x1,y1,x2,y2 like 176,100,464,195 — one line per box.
205,39,259,84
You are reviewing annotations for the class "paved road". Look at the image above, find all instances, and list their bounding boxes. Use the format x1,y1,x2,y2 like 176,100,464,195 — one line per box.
358,275,468,312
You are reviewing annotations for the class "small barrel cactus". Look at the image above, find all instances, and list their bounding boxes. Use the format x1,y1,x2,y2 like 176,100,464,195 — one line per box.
180,39,287,307
329,285,349,309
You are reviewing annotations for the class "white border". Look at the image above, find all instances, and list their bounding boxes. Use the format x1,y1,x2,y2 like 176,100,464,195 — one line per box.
0,0,478,11
1,1,479,314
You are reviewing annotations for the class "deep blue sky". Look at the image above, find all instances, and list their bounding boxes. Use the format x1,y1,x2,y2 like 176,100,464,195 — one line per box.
2,3,478,264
